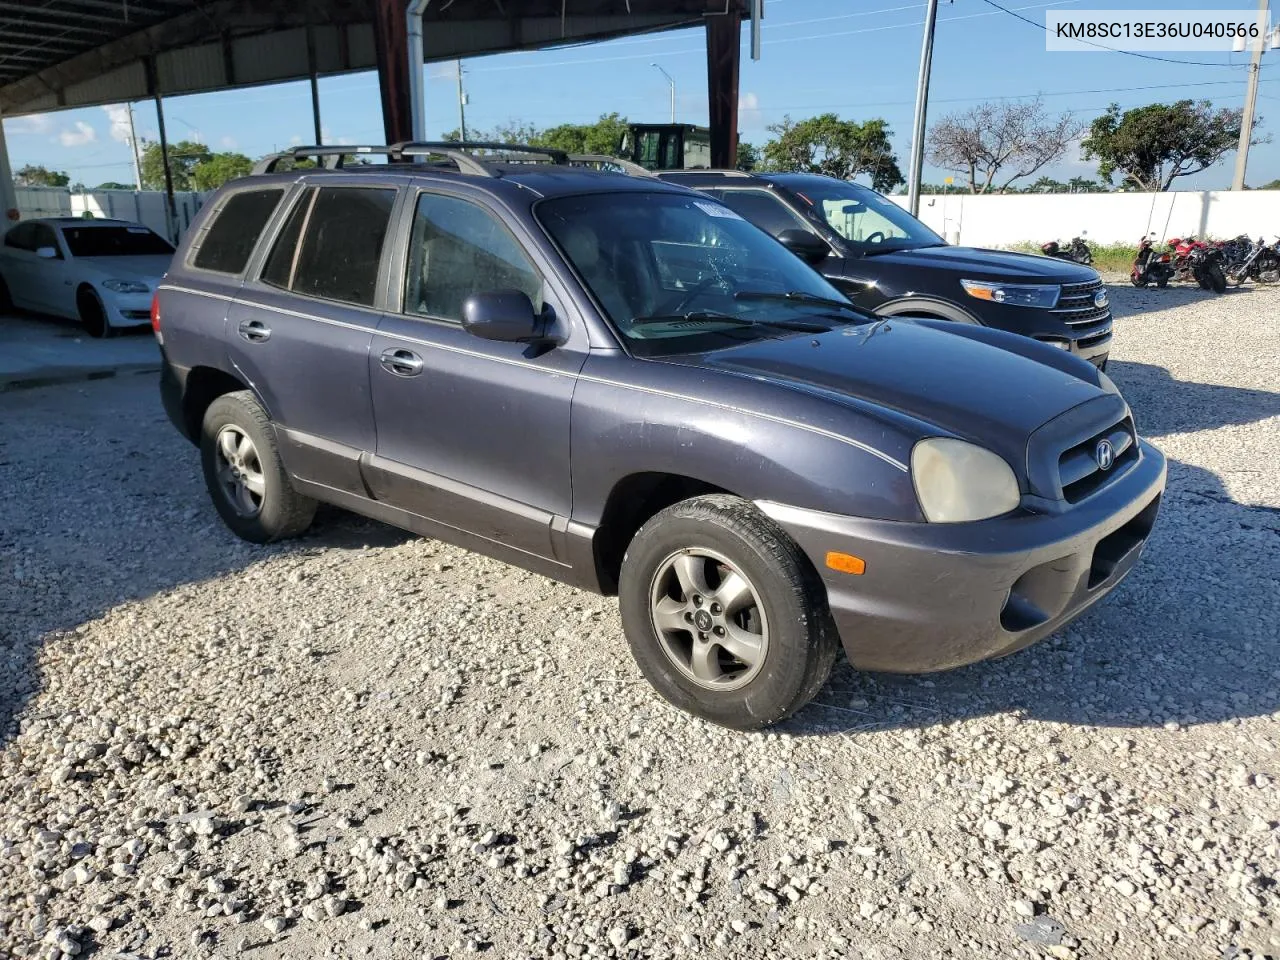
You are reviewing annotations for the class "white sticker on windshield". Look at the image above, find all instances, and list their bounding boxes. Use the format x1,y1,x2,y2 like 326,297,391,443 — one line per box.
126,227,150,233
694,200,744,220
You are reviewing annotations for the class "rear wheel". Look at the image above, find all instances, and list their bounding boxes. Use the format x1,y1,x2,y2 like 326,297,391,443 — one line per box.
77,287,110,338
618,494,839,730
1208,262,1227,294
200,391,316,543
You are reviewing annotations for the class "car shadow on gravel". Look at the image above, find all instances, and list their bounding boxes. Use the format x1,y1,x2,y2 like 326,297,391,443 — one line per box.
1106,283,1255,320
790,369,1280,738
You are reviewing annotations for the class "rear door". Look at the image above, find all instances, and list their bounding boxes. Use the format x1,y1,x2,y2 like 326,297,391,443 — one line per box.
0,222,38,306
367,187,586,560
227,182,399,495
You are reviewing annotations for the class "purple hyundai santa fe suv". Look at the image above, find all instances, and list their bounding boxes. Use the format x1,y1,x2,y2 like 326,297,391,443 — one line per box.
154,143,1166,729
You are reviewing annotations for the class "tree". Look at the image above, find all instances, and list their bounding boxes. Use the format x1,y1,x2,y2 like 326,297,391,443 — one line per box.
1082,100,1254,191
14,164,70,187
1258,178,1280,190
763,114,903,191
1067,176,1106,193
192,152,253,191
735,141,761,172
94,181,135,190
535,113,629,157
927,98,1083,194
139,139,211,191
1025,176,1067,193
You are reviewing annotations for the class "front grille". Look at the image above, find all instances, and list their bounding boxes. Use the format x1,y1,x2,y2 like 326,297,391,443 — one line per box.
1058,416,1138,503
1053,279,1110,334
121,309,151,320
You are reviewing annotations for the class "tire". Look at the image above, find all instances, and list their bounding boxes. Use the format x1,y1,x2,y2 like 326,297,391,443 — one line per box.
1130,273,1144,288
199,390,316,543
1208,262,1227,294
618,494,840,730
77,287,110,339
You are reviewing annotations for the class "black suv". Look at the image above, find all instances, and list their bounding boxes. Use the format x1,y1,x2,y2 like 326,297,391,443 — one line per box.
658,171,1113,369
155,143,1163,729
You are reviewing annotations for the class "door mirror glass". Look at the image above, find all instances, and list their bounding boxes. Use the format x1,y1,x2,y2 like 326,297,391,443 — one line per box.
462,290,549,343
775,228,829,265
35,246,58,260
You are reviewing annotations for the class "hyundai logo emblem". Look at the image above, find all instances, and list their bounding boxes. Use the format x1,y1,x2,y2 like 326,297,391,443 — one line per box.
1095,438,1115,471
1093,289,1109,309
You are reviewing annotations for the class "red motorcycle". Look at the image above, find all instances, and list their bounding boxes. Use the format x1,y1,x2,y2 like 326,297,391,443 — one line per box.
1167,236,1227,292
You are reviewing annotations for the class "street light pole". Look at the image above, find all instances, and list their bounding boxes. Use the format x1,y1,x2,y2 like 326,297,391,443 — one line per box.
907,0,940,218
456,60,469,142
651,63,675,123
1232,0,1268,190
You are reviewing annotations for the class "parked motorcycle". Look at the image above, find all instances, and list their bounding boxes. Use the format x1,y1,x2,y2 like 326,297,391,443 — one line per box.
1225,236,1280,285
1131,234,1175,288
1041,233,1093,265
1188,243,1228,293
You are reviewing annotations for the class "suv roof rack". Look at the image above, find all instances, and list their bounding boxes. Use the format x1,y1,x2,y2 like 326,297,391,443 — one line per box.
566,154,657,178
251,141,578,178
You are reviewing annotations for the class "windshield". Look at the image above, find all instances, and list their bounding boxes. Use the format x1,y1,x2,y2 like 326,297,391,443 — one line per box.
61,225,174,258
537,191,866,356
782,178,943,256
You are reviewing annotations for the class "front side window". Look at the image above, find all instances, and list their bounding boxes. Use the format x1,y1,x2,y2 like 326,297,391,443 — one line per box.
405,193,543,321
61,226,172,258
538,191,865,357
777,177,944,255
192,188,284,274
261,186,396,308
32,224,63,257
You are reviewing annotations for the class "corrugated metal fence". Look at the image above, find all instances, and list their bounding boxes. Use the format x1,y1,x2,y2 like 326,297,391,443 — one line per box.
14,186,208,240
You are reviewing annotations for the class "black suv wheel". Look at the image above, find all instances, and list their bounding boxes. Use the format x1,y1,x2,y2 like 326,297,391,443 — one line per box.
200,391,316,543
619,495,839,729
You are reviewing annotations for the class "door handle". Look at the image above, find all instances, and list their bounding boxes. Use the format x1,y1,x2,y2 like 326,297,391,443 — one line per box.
238,318,271,342
379,348,423,377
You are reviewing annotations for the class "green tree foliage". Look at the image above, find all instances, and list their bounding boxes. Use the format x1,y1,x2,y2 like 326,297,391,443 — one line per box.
443,115,629,158
94,181,135,190
140,139,211,191
14,164,70,187
927,98,1083,194
1257,178,1280,190
762,114,904,191
735,141,761,172
191,152,253,191
1082,101,1252,191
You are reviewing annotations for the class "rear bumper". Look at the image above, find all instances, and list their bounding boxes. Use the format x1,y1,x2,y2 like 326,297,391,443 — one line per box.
160,360,192,441
757,439,1166,673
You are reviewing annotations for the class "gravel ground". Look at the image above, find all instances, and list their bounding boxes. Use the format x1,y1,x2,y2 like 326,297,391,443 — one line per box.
1,283,1278,960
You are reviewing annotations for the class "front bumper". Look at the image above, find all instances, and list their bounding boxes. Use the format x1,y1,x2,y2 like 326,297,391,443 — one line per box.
758,439,1166,673
101,290,153,329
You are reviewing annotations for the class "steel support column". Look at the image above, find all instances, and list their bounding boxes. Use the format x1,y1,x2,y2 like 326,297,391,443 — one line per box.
372,0,413,145
705,11,741,170
145,58,177,242
306,21,323,145
0,113,17,223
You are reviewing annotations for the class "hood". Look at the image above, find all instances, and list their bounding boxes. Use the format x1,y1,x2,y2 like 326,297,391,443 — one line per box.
662,319,1105,469
861,245,1099,283
77,255,171,286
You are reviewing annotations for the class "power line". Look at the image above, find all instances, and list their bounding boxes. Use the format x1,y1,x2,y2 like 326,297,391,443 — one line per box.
976,0,1248,68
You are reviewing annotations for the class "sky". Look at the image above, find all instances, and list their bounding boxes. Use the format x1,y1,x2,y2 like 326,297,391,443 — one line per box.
4,0,1279,192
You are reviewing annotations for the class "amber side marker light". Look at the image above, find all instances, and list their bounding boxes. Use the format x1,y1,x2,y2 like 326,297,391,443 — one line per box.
825,551,866,575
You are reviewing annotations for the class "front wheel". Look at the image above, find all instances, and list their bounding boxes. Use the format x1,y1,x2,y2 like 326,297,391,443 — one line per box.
1207,262,1227,294
77,288,111,338
200,391,316,543
618,495,839,730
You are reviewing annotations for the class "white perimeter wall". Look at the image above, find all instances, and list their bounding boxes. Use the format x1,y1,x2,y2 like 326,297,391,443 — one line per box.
889,190,1280,248
14,186,207,240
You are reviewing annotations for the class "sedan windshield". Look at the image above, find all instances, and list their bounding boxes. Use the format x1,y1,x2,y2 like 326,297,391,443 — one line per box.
778,177,944,256
537,192,867,355
61,225,174,258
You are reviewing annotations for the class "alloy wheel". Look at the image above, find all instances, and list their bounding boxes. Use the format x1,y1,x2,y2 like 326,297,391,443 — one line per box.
213,425,266,518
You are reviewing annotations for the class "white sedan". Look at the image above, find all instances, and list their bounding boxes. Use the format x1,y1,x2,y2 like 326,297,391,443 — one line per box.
0,217,174,337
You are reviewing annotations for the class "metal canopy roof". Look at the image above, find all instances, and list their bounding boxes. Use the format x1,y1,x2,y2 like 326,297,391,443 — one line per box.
0,0,737,117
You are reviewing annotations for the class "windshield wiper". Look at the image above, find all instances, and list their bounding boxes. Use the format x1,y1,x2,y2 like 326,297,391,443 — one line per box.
629,311,835,333
733,290,862,315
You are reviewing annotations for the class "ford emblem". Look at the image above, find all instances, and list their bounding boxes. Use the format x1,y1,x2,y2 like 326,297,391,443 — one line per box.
1093,289,1109,309
1095,438,1115,471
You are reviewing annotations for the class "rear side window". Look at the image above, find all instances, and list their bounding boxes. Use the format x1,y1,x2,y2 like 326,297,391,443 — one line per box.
705,188,813,238
261,186,396,308
192,188,284,274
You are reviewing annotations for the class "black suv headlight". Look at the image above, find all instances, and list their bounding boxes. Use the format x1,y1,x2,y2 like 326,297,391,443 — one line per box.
960,280,1061,309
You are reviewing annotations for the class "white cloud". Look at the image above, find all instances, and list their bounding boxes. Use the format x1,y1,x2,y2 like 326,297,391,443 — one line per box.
58,121,97,147
5,113,54,135
289,134,304,145
219,135,238,149
738,91,762,129
102,104,133,144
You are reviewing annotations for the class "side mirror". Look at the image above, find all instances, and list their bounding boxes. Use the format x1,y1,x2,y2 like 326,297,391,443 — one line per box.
35,246,58,260
775,228,829,265
462,290,552,343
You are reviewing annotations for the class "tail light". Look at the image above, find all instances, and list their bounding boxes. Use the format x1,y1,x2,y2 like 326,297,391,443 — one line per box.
150,292,161,339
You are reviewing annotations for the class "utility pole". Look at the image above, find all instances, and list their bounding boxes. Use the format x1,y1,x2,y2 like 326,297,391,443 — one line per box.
1232,0,1268,190
907,0,940,218
456,60,468,141
651,63,676,123
126,102,143,190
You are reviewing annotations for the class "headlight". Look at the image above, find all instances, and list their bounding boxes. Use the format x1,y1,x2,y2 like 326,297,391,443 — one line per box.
911,438,1021,523
960,280,1061,309
102,280,150,294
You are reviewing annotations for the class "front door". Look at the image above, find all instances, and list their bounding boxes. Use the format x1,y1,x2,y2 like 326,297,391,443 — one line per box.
368,189,586,561
227,183,399,494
